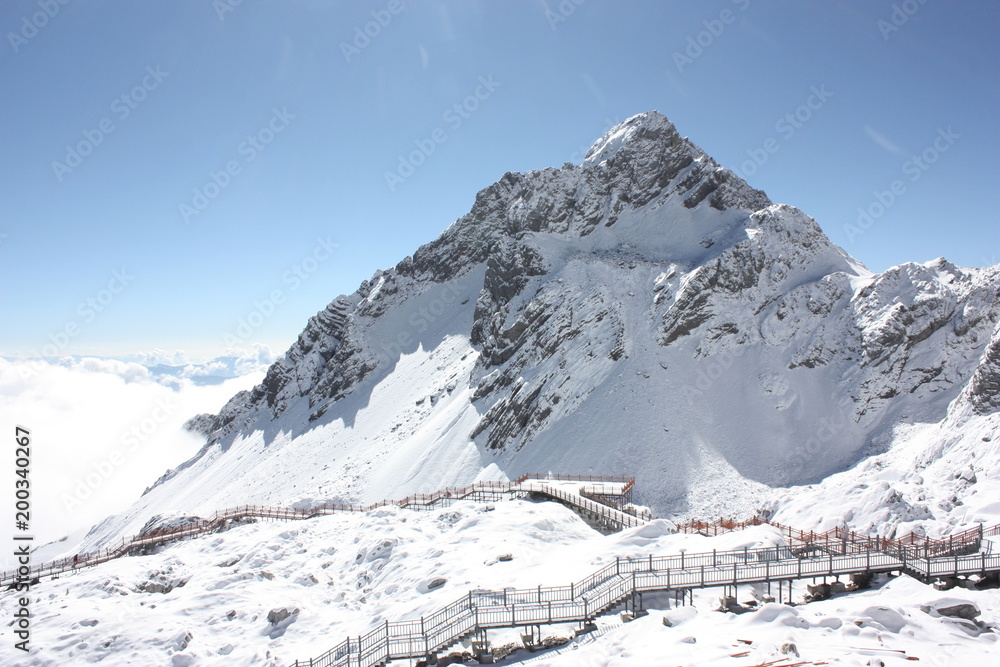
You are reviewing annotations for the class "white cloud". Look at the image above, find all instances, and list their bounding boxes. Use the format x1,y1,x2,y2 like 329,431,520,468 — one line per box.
123,343,276,379
72,356,152,382
181,360,229,377
864,124,903,154
126,349,190,367
0,357,264,566
122,344,275,370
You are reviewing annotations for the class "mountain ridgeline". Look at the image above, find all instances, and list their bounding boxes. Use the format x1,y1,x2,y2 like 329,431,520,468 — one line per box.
127,111,996,541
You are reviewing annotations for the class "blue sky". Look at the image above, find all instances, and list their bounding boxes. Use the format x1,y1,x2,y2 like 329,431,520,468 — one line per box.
2,0,998,359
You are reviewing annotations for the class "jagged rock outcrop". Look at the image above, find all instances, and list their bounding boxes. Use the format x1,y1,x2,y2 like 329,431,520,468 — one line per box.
963,315,1000,415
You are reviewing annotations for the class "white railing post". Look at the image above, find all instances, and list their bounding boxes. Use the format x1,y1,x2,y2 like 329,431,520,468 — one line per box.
384,619,390,663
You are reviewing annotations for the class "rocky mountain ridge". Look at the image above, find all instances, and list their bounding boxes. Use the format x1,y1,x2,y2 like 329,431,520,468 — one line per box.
116,111,997,547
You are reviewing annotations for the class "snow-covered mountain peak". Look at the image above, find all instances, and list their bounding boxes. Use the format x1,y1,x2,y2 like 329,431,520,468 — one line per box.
583,110,679,165
84,113,999,554
443,110,771,263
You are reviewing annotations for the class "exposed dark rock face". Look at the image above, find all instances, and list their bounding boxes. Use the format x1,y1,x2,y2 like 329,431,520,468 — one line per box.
965,320,1000,415
470,239,548,367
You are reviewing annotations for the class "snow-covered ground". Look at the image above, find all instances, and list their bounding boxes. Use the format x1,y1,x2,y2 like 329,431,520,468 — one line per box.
768,407,1000,540
2,497,995,666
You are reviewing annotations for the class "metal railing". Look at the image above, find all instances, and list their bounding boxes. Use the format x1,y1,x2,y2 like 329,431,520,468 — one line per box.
675,517,987,560
519,482,646,530
292,523,1000,667
0,474,638,587
513,473,634,485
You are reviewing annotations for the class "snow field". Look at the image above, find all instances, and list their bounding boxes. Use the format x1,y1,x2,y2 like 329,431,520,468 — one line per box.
4,497,997,666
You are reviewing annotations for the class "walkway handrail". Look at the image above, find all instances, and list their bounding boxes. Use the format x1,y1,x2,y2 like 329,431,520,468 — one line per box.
0,474,637,587
514,473,634,485
291,522,1000,667
674,517,989,561
523,483,645,530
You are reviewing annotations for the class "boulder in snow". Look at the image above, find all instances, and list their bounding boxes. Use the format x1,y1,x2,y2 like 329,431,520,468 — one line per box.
267,607,299,625
935,602,980,620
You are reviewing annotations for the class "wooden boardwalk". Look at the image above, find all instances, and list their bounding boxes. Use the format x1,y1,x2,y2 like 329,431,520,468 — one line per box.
293,518,1000,667
0,474,639,588
3,474,997,667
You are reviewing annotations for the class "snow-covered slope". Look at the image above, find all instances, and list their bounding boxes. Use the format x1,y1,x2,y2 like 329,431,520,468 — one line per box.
6,500,997,666
82,111,1000,550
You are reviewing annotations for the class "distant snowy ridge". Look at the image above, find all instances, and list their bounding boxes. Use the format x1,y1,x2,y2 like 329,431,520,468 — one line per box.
84,110,999,550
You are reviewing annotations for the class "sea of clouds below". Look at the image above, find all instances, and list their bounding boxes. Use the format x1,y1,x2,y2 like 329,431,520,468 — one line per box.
0,349,273,568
